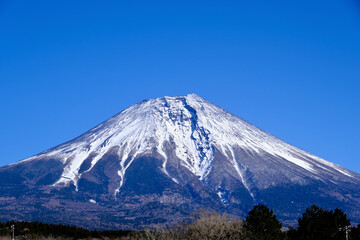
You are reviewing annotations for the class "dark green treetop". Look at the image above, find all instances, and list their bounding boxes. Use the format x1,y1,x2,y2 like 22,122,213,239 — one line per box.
244,204,287,240
291,205,350,240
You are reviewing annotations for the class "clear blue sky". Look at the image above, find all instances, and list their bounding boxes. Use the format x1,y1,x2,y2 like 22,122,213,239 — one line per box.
0,1,359,173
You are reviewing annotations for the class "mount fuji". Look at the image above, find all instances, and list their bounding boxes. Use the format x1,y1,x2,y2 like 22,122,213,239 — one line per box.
0,94,359,229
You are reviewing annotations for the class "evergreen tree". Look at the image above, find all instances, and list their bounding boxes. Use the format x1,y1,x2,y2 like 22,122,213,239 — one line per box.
244,204,286,240
350,224,360,240
292,205,350,240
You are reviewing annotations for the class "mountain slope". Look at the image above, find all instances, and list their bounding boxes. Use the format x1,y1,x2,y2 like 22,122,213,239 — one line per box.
1,94,359,229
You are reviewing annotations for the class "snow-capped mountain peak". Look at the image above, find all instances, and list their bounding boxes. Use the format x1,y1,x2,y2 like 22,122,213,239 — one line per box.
2,94,360,229
21,94,354,194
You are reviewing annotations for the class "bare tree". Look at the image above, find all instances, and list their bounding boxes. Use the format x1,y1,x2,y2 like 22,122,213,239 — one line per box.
140,210,248,240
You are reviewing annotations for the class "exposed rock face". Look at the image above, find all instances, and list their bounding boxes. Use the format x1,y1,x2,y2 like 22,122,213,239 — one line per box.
0,94,359,229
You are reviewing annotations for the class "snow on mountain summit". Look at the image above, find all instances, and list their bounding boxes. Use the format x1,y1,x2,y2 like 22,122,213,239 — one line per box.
2,94,360,229
24,94,355,193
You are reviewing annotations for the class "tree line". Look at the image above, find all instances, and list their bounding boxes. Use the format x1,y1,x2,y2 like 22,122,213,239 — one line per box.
0,221,134,239
245,204,360,240
0,204,360,239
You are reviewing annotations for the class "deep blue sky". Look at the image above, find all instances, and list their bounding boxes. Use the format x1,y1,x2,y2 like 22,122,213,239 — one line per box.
0,1,359,173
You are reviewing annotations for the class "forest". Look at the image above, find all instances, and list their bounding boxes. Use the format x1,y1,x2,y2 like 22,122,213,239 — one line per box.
1,204,359,240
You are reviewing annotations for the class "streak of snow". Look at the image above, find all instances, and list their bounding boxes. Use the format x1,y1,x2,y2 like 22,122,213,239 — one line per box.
228,147,255,200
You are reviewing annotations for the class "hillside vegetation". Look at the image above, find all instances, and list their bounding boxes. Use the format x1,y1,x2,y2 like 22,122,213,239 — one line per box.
1,204,359,240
